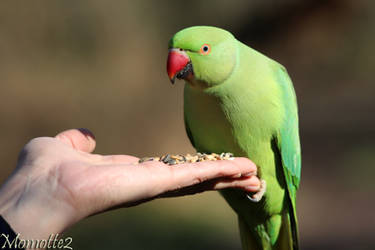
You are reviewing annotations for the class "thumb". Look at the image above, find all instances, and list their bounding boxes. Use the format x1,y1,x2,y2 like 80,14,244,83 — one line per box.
55,128,96,153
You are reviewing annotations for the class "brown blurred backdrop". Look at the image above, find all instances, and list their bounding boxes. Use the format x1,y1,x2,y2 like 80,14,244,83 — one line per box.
0,0,374,249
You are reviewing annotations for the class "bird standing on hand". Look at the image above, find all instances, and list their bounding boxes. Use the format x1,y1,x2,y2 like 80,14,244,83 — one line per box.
166,26,301,250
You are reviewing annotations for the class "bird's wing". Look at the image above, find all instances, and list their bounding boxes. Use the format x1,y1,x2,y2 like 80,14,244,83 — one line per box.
274,65,301,249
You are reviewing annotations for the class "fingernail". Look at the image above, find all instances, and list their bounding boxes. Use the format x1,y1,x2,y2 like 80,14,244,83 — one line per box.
78,128,96,140
243,172,256,177
245,185,260,192
231,173,242,178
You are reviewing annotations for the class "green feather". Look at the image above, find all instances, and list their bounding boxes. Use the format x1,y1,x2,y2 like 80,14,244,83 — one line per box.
170,26,301,250
274,65,301,249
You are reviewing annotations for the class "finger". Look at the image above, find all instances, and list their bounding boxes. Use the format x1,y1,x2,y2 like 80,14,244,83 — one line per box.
55,128,96,153
72,157,257,214
166,157,257,190
212,176,261,192
159,175,261,198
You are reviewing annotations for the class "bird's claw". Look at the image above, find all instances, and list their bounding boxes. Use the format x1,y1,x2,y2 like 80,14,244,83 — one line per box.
246,179,266,202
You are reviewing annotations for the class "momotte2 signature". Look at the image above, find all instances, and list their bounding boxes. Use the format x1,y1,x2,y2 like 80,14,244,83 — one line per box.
1,233,72,249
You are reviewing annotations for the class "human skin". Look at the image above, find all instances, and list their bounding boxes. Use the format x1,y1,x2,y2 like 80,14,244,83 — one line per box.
0,128,260,244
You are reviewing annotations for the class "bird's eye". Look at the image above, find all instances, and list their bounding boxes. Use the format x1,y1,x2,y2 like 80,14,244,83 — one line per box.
200,44,211,55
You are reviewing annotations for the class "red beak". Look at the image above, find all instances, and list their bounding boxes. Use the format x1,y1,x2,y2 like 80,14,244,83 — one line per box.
167,49,190,84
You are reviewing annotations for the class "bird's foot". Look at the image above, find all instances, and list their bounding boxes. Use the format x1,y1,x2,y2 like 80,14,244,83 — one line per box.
246,179,266,202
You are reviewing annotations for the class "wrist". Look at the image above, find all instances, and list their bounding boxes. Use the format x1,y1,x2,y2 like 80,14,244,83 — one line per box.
0,171,78,242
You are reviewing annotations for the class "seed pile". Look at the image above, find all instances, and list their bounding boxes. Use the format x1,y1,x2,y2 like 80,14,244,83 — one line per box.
138,152,234,165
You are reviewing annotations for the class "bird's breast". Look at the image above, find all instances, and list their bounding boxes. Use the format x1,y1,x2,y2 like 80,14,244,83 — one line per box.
184,84,245,155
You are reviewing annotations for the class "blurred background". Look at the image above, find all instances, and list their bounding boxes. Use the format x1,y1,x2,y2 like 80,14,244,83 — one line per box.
0,0,374,249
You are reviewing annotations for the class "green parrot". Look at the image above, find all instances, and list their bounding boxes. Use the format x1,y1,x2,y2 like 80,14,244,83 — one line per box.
166,26,301,250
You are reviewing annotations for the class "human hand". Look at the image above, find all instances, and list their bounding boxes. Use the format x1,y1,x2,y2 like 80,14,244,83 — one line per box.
0,129,260,241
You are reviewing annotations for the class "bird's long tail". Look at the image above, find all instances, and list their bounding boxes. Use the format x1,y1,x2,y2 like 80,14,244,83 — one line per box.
238,210,296,250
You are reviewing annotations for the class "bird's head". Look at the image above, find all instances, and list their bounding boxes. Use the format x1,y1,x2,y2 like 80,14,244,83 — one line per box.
167,26,237,88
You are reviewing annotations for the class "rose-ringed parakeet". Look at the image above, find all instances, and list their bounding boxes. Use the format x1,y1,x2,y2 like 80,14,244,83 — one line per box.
166,26,301,250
